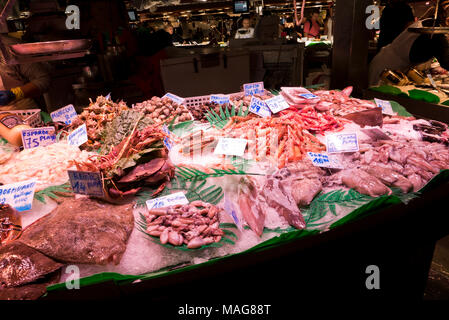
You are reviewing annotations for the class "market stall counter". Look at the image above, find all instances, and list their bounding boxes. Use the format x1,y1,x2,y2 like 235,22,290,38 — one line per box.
2,84,449,302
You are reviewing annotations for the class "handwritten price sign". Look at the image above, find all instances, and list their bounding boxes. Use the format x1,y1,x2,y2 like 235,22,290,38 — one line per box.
146,192,189,210
21,127,56,149
50,104,78,125
265,95,290,114
67,170,104,197
243,82,264,96
249,96,272,118
326,133,359,154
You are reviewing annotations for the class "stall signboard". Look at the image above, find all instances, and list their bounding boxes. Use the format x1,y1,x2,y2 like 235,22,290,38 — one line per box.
249,96,272,118
326,133,359,153
307,152,343,169
243,82,264,96
67,124,88,147
146,192,189,210
214,138,248,157
50,104,78,125
21,127,56,149
162,93,185,105
265,95,290,114
210,94,230,105
374,98,394,115
67,170,104,197
0,179,37,212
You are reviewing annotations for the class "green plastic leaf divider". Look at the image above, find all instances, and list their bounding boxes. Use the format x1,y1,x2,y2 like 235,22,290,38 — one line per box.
40,111,52,124
34,182,73,204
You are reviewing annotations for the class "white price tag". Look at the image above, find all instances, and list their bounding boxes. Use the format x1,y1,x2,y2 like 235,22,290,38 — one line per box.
67,170,104,197
21,127,56,149
307,152,343,169
146,192,189,210
243,82,265,96
214,138,248,157
374,98,394,116
67,124,88,147
326,133,359,154
427,73,437,87
0,179,37,212
162,92,185,105
249,96,272,118
265,95,290,113
210,94,230,105
50,104,78,125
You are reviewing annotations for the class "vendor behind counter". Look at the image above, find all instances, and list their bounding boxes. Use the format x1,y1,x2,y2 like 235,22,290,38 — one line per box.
0,35,51,111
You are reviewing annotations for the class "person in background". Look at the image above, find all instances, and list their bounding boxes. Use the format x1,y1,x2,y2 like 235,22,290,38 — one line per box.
303,10,322,39
235,17,255,39
377,1,415,51
0,35,50,111
369,0,449,86
323,7,333,41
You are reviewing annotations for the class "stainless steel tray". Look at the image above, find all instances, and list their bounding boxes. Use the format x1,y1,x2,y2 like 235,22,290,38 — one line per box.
9,39,91,56
408,27,449,34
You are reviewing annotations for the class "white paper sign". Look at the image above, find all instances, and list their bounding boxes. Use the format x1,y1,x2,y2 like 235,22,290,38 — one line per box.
0,179,37,212
265,95,290,113
67,170,104,197
67,124,88,147
21,126,56,149
326,133,359,153
427,73,437,87
162,92,184,105
146,192,189,210
50,104,78,125
243,82,264,96
307,152,343,169
210,94,230,105
214,138,248,157
249,96,272,118
374,98,394,116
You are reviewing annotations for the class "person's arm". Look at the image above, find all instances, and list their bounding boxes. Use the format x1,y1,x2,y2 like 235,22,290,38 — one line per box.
0,62,50,106
409,34,449,69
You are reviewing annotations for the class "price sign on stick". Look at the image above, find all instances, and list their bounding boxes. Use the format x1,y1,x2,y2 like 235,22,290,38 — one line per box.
0,179,37,212
68,170,104,197
162,93,185,105
249,96,272,117
265,95,290,114
326,133,359,154
307,152,343,169
146,192,189,210
67,124,88,147
214,138,248,157
243,82,264,96
374,98,394,115
21,127,56,149
50,104,78,125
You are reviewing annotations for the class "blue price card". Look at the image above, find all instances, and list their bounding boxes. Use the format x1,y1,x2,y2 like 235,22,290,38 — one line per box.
325,133,359,154
67,170,104,197
68,124,88,147
162,92,185,105
0,179,37,212
299,93,319,99
50,104,78,125
243,82,265,96
210,94,230,105
249,96,272,118
146,192,189,210
21,126,56,150
265,95,290,114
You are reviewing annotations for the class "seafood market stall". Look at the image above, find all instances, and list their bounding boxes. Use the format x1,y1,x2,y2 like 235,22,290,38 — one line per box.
2,83,449,302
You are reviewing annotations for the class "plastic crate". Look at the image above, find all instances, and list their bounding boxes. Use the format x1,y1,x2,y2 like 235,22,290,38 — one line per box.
183,95,212,108
8,109,42,127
